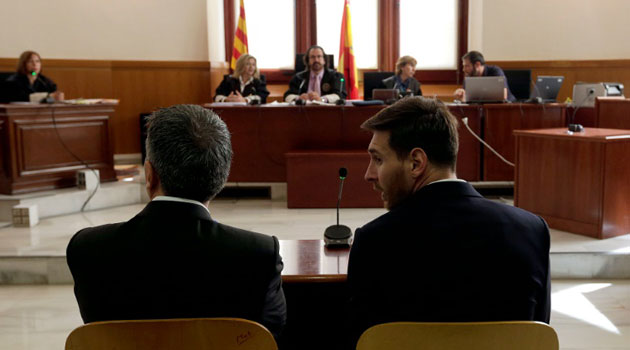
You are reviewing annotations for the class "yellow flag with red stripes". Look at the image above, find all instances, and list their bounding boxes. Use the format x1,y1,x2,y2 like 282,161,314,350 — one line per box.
338,0,359,99
230,0,249,71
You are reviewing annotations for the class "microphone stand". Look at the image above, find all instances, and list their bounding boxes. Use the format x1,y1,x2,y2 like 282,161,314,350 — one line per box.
324,168,353,248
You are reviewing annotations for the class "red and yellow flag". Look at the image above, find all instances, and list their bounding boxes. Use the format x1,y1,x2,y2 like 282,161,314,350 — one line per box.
230,0,249,71
338,0,359,99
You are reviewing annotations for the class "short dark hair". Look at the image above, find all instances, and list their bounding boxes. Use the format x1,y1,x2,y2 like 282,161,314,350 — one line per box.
462,51,485,65
17,51,40,75
145,104,232,202
361,97,459,170
303,45,328,68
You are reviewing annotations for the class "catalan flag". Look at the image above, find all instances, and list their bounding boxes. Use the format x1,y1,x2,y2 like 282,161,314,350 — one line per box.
230,0,249,71
338,0,359,99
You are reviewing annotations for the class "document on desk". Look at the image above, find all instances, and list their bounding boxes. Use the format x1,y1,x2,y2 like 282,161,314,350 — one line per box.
262,101,291,107
309,100,336,106
207,102,248,107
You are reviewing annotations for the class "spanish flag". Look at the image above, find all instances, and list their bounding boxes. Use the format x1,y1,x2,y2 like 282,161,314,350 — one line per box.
230,0,249,71
338,0,359,99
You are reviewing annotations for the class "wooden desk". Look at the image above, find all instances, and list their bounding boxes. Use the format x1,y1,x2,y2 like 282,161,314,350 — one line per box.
484,104,566,181
279,240,349,350
595,97,630,129
514,128,630,239
0,104,116,194
280,239,348,282
207,104,482,183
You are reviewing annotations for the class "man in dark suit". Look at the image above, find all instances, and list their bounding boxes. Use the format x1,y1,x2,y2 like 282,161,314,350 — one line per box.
67,104,286,337
347,97,550,345
284,45,346,104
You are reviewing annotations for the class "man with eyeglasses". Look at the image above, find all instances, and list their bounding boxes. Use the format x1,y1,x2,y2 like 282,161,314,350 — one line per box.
284,45,347,104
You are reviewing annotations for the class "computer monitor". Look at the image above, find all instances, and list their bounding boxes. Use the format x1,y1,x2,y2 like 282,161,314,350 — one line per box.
531,76,564,103
464,76,506,103
503,69,531,101
363,71,394,100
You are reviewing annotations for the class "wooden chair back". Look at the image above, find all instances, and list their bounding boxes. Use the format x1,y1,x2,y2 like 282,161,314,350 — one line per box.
65,317,278,350
356,321,559,350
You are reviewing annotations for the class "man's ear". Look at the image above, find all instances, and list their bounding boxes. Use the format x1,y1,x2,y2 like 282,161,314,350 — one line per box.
144,160,161,199
409,147,428,178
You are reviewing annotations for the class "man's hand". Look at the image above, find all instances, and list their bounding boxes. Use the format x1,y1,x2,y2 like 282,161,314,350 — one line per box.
454,88,465,101
299,93,310,101
307,91,321,101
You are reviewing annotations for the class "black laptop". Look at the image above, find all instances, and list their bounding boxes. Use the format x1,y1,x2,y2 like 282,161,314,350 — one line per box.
531,76,564,103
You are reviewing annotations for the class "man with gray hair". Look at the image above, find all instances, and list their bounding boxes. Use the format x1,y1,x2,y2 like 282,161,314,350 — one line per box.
67,104,286,337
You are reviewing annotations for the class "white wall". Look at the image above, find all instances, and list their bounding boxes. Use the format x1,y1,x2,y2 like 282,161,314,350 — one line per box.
0,0,209,61
3,0,629,63
469,0,630,61
207,0,225,62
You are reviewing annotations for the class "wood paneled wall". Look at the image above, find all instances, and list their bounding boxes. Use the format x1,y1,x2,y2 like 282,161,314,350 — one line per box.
3,58,629,154
0,58,217,155
491,60,630,102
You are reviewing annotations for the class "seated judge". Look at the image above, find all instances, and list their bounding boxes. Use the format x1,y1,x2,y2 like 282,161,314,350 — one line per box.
284,45,346,104
382,55,422,96
214,54,269,104
454,50,515,102
67,105,286,338
347,97,550,347
2,51,64,103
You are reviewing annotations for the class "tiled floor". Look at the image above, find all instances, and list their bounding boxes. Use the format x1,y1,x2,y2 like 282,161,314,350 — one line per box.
0,197,629,349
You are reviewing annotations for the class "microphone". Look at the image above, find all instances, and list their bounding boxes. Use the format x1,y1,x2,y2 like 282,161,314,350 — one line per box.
324,167,353,248
568,88,594,132
34,74,55,104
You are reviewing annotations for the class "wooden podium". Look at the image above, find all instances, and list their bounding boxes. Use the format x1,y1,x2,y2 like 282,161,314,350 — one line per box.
0,103,116,194
514,128,630,239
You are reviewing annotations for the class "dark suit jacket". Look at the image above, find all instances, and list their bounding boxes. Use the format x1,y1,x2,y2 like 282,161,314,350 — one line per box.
283,68,347,100
214,74,270,103
347,181,550,346
1,73,57,102
382,75,422,96
483,64,516,102
66,200,286,337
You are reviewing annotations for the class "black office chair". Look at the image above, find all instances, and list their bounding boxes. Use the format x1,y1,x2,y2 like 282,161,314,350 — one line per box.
294,54,334,73
0,71,14,103
503,69,532,101
363,71,394,100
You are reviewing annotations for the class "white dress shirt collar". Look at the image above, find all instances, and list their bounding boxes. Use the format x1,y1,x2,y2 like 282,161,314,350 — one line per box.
152,195,210,214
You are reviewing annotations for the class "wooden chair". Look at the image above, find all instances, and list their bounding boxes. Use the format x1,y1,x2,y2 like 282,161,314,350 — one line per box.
356,321,559,350
65,318,277,350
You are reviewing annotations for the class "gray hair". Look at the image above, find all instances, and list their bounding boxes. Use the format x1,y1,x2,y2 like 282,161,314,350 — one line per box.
145,104,232,202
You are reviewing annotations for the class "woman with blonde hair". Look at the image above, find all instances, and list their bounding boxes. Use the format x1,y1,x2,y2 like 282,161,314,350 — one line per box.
214,54,270,104
2,50,64,102
381,55,422,96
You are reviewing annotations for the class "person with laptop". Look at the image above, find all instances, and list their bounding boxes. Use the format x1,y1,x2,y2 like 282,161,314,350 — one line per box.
381,55,423,97
284,45,346,104
454,50,515,102
347,97,550,347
